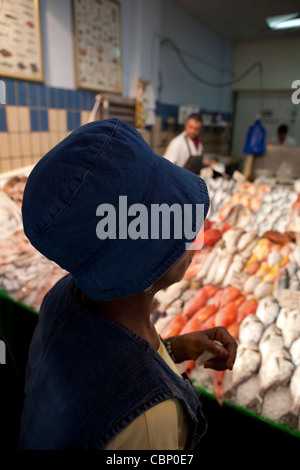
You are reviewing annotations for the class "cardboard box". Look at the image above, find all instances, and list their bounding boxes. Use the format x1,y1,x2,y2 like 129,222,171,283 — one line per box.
253,144,300,178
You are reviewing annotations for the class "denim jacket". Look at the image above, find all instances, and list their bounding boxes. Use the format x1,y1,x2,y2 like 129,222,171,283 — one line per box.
18,275,207,450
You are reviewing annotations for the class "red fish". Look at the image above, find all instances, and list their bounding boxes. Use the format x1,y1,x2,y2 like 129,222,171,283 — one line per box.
244,259,261,275
183,287,209,319
183,259,199,279
181,304,218,334
227,321,240,339
180,360,196,375
161,312,187,339
211,370,226,405
219,286,241,308
203,228,222,247
236,298,258,323
215,301,238,328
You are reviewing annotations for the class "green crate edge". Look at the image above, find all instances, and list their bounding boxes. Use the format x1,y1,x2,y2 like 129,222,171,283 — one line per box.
0,290,38,316
193,381,300,440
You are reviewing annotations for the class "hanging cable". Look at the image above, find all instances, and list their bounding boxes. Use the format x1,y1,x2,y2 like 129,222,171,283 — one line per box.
160,37,263,88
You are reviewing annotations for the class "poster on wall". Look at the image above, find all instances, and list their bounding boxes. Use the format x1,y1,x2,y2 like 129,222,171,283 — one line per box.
0,0,44,82
135,79,156,128
72,0,122,93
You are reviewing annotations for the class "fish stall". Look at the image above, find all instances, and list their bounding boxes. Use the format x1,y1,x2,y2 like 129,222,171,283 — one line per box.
152,177,300,450
1,169,300,451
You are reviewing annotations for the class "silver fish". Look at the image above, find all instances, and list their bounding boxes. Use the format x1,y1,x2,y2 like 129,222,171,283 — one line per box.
259,324,284,361
165,298,183,317
256,296,280,327
280,309,300,348
236,230,258,252
238,314,265,345
222,253,246,287
213,251,234,285
290,337,300,366
224,341,261,397
204,247,224,285
243,275,261,294
261,385,293,425
289,365,300,419
258,349,295,398
196,249,216,280
222,228,244,253
276,307,289,331
273,268,289,299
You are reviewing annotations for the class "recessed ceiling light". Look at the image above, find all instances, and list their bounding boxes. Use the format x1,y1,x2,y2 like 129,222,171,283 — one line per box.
266,13,300,30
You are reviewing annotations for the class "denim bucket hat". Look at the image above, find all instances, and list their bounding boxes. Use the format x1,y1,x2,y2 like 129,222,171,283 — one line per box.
22,119,209,301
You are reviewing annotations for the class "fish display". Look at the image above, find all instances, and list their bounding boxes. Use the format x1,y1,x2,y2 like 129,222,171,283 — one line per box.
152,177,300,432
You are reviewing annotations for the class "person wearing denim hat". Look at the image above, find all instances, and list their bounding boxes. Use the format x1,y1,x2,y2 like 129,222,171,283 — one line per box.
19,118,237,450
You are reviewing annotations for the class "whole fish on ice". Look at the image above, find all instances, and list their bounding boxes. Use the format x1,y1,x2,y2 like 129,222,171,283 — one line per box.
258,349,295,398
224,341,261,398
238,314,265,345
255,296,280,327
258,324,284,361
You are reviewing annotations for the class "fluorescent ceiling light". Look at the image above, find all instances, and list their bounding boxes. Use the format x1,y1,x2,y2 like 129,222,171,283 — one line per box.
266,13,300,30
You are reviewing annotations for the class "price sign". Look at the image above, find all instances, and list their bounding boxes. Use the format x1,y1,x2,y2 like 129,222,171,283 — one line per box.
279,289,300,309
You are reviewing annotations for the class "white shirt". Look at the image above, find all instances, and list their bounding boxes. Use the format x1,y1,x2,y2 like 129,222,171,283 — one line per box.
269,135,297,146
163,131,203,167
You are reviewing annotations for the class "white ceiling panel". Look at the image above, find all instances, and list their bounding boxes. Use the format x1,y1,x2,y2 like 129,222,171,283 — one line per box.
172,0,300,42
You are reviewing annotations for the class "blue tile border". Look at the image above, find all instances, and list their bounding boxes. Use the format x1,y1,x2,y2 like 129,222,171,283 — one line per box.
30,109,39,131
2,79,16,105
67,110,81,131
0,106,7,132
17,81,29,106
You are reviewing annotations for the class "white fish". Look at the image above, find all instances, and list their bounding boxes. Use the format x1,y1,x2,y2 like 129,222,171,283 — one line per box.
288,275,300,291
213,252,234,285
239,238,259,259
290,337,300,366
236,230,258,252
267,250,282,267
243,275,261,293
239,314,265,345
258,349,295,397
286,262,298,279
255,296,280,327
259,324,284,361
292,246,300,267
154,279,188,309
290,365,300,418
253,281,273,299
225,341,261,395
196,249,216,280
222,254,246,287
280,309,300,348
222,228,244,253
204,247,224,285
261,385,293,425
165,298,183,317
180,288,198,304
276,307,289,331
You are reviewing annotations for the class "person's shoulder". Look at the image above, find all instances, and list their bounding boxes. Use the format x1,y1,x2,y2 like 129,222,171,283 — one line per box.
39,273,76,313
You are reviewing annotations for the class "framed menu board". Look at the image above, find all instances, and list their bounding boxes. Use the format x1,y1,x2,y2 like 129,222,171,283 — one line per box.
72,0,122,93
0,0,43,82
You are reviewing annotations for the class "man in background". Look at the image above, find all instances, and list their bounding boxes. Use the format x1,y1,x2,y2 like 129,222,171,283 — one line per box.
270,124,296,146
163,114,216,174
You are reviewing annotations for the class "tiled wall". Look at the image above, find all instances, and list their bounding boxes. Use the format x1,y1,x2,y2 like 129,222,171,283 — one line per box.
0,78,96,173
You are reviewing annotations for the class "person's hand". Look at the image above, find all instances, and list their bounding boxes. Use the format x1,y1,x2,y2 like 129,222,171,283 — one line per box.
168,327,237,371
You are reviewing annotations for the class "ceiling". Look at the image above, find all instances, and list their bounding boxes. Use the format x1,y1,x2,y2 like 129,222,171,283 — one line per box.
172,0,300,43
